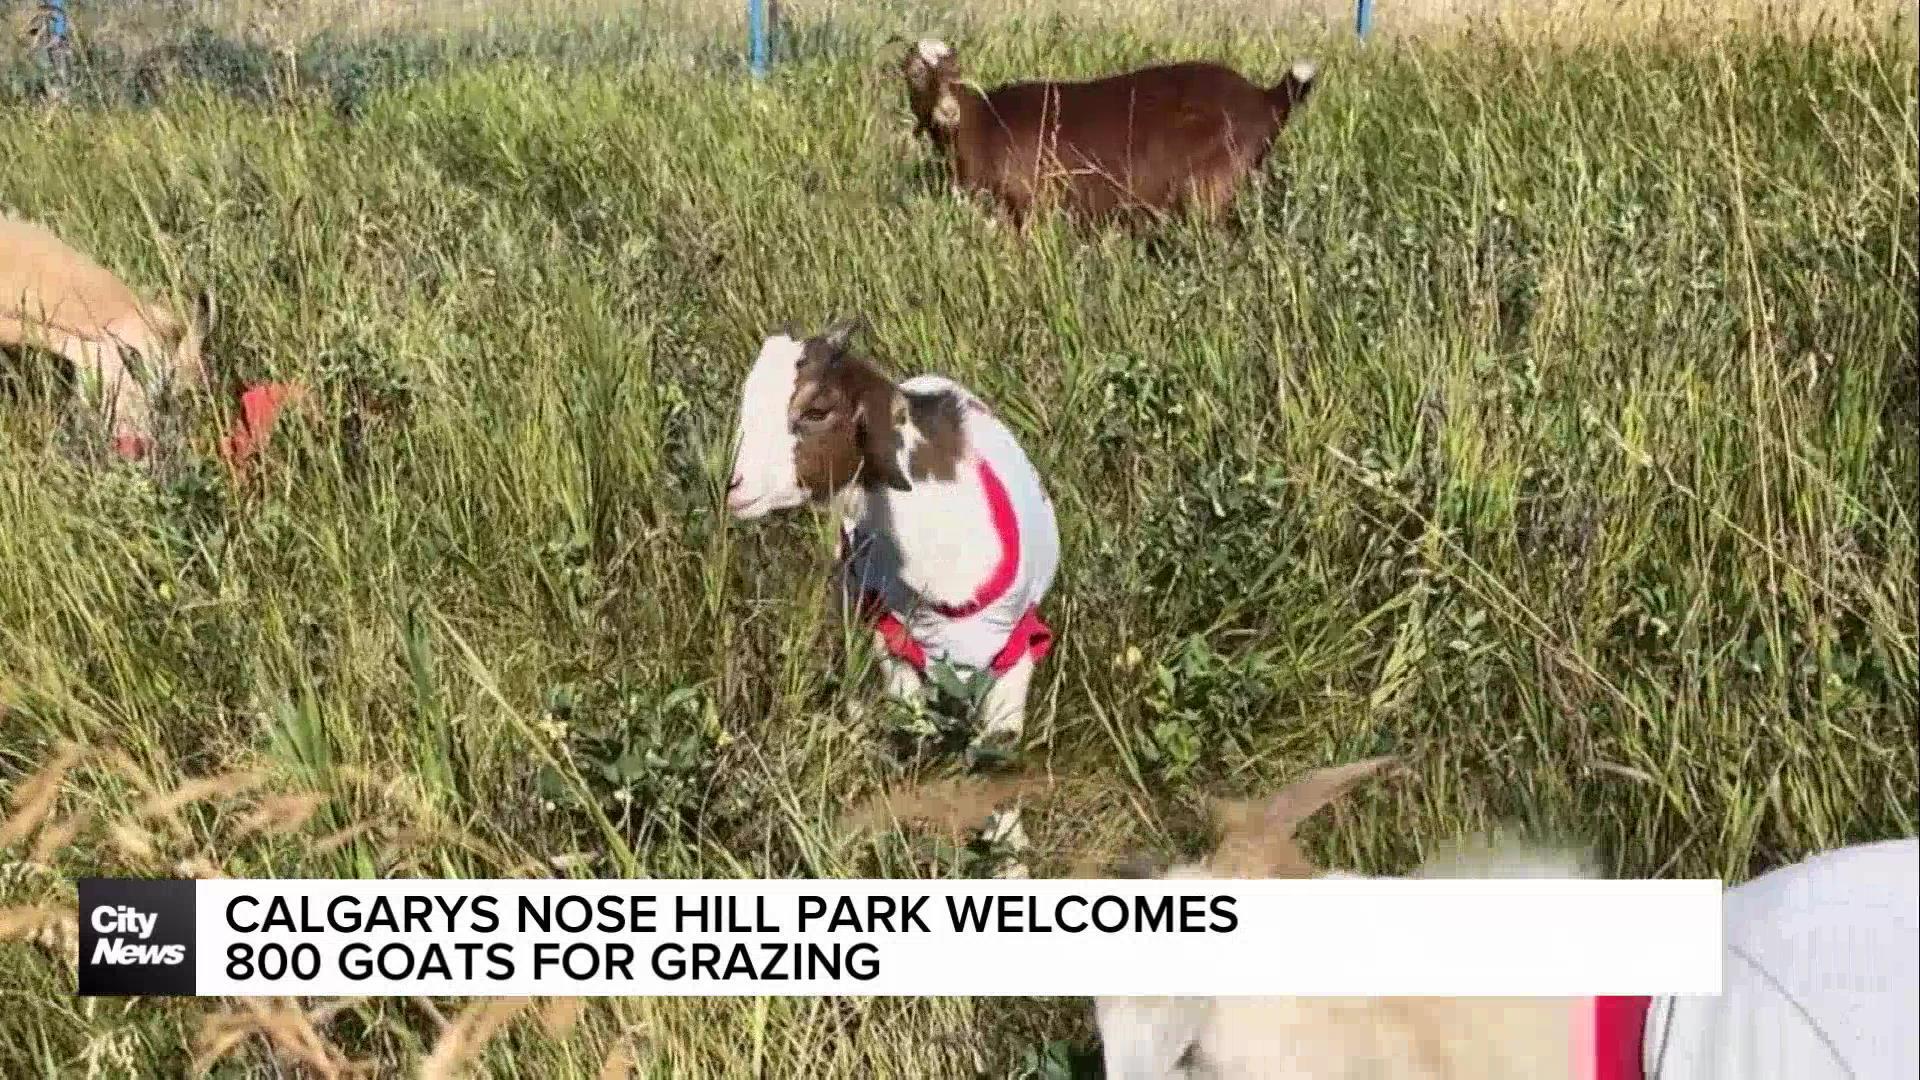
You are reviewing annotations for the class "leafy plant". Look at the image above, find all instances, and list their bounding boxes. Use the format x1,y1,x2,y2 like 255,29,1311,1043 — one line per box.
533,681,731,840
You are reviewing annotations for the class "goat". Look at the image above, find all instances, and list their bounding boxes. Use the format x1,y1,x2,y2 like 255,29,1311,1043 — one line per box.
900,39,1317,225
726,316,1060,747
1,211,216,460
1094,758,1920,1080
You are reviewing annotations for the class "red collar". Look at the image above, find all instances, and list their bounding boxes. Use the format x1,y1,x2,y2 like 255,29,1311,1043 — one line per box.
1590,996,1652,1080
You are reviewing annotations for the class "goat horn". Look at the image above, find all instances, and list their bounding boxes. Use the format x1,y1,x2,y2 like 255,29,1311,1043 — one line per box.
821,315,869,353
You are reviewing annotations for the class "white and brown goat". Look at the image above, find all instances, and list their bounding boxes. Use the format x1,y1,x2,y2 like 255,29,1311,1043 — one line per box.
1095,757,1920,1080
2,211,216,460
726,317,1060,744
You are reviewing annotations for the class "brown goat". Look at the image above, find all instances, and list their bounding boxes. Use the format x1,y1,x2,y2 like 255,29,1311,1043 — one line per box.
901,40,1317,225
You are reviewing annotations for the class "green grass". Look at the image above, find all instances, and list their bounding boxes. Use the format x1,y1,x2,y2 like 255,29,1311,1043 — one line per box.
2,4,1916,1076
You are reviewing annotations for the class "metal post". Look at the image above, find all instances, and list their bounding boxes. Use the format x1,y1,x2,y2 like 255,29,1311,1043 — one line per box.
36,0,74,101
1355,0,1374,37
747,0,769,78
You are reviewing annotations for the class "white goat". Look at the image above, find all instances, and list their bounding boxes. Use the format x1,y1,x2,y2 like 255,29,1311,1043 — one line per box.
726,316,1060,745
1095,757,1920,1080
2,211,215,459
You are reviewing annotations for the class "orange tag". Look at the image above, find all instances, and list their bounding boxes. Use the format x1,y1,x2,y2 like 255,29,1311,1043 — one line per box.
222,382,307,468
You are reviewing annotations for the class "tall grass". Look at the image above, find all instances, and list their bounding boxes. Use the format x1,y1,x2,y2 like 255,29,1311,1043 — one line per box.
2,0,1916,1075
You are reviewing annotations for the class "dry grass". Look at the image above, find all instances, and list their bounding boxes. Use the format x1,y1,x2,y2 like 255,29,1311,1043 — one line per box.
37,0,1917,60
419,998,533,1080
192,997,371,1077
0,741,81,851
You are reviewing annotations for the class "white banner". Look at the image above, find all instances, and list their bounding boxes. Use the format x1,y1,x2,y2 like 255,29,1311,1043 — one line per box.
169,878,1725,997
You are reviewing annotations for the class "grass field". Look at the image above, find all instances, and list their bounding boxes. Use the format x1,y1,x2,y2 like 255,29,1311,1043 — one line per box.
2,0,1916,1075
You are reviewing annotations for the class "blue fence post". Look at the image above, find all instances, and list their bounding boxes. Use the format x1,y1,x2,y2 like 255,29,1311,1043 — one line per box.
1355,0,1374,37
747,0,770,78
39,0,74,99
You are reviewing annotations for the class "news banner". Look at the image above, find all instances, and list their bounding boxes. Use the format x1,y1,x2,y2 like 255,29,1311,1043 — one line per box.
76,877,1724,997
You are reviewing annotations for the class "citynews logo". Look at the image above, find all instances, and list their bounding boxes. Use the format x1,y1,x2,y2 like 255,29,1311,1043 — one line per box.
78,878,197,996
91,911,185,965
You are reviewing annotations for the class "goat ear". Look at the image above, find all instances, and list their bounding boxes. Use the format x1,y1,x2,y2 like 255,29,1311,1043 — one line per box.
856,386,913,492
1255,755,1397,835
821,315,868,358
1206,756,1398,877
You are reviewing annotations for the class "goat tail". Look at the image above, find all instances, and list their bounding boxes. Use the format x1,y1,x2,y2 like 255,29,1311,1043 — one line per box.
1267,58,1319,116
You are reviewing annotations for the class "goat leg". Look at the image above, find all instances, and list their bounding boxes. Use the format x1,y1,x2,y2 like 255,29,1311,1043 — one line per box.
876,643,925,705
976,653,1032,744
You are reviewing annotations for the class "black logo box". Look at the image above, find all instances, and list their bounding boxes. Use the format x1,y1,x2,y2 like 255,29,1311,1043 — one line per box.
77,878,198,997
